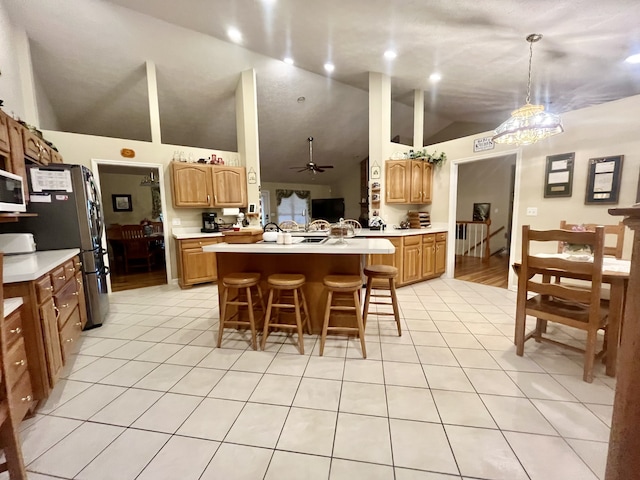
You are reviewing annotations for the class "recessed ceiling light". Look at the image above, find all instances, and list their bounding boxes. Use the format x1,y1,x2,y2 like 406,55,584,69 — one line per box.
283,57,294,65
227,27,242,43
625,53,640,64
297,96,306,103
324,63,335,73
384,50,397,60
429,72,442,83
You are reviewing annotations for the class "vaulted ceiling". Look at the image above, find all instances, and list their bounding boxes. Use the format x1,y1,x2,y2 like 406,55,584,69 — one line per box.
4,0,640,183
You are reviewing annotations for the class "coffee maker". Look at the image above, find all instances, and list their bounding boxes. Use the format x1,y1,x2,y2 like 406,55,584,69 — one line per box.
201,212,219,233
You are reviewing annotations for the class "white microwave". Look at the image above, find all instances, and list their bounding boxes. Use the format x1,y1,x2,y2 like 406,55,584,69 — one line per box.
0,169,26,213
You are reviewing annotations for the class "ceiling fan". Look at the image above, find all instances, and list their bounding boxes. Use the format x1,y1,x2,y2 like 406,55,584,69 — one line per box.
290,137,334,174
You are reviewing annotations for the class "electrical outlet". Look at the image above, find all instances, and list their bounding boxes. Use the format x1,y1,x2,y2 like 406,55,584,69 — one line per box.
172,218,181,226
526,207,538,216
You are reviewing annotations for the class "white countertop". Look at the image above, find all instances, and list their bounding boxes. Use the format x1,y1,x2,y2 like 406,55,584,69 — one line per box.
4,297,23,317
3,249,80,284
203,237,395,254
172,227,224,240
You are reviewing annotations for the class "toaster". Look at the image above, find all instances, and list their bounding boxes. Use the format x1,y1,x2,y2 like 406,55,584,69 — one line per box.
0,233,37,255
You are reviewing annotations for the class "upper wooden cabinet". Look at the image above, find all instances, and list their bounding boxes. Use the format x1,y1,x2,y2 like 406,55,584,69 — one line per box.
23,128,51,165
386,160,433,205
212,166,247,207
171,162,247,208
0,110,10,154
171,162,213,207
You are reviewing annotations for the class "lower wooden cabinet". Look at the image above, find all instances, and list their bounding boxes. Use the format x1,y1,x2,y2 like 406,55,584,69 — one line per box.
367,232,447,287
5,254,86,402
176,237,221,288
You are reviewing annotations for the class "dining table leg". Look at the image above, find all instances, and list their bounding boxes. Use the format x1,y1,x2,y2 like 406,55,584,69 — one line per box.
606,278,626,377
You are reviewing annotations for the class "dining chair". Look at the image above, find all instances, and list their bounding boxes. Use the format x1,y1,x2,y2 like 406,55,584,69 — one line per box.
558,220,625,258
343,219,362,235
121,225,154,273
308,219,330,231
278,220,300,232
515,225,608,383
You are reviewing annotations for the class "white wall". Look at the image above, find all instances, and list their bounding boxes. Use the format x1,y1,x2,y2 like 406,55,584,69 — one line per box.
100,172,155,226
0,3,25,119
332,161,362,221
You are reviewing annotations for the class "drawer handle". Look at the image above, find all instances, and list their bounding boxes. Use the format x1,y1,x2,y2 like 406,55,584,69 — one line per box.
46,286,54,292
207,194,210,203
10,327,21,335
75,322,82,327
62,303,70,308
76,261,83,268
65,338,74,343
54,306,60,320
57,275,66,281
67,267,75,274
14,360,25,367
72,291,80,296
21,395,32,402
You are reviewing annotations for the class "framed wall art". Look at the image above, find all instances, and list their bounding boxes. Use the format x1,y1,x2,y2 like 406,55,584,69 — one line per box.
473,203,491,221
544,152,574,198
585,155,624,205
112,194,132,212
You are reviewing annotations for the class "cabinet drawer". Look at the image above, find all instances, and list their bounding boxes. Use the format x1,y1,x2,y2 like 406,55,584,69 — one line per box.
59,308,82,361
436,233,447,241
180,238,220,250
5,337,29,388
55,280,79,329
11,371,33,422
64,259,77,279
50,264,69,292
5,307,24,348
35,274,54,304
403,235,421,246
422,234,435,244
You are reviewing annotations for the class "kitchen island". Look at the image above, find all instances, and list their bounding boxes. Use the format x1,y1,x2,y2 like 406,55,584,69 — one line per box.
203,238,394,333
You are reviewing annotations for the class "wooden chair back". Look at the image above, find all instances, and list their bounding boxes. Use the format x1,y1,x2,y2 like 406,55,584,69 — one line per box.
106,224,123,240
121,225,145,240
150,221,163,235
558,220,625,258
278,220,300,232
0,254,28,479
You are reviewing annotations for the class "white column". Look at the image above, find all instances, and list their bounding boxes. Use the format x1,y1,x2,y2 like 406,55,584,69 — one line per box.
413,89,424,148
146,60,162,144
369,72,391,222
13,28,38,125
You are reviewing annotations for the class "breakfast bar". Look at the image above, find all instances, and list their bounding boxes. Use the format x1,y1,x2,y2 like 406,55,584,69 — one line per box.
203,237,395,333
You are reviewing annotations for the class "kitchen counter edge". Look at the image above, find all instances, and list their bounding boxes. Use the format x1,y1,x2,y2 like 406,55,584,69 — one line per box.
3,249,80,284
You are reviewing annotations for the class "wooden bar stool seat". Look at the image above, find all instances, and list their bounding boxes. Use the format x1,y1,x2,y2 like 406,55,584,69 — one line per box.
217,272,265,350
363,264,401,336
320,275,366,358
261,274,311,354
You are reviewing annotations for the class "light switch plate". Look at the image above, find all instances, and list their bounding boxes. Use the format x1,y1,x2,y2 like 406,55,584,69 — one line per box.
526,207,538,216
172,218,181,226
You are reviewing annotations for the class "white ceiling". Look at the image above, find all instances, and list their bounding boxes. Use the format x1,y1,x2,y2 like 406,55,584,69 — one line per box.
5,0,640,184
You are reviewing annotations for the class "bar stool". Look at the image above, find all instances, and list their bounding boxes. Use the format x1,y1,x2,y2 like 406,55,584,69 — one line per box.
261,274,311,354
320,275,366,358
217,272,265,350
362,264,401,336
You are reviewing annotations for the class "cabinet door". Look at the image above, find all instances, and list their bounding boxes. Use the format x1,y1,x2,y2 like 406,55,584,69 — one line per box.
422,235,436,278
421,163,433,203
409,161,424,204
75,271,88,329
385,161,409,203
0,110,10,154
212,166,247,207
402,244,422,284
435,235,447,275
23,129,50,165
171,162,213,207
7,120,28,200
40,298,64,387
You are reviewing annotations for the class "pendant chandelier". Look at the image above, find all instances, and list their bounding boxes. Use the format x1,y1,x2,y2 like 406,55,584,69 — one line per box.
492,34,563,146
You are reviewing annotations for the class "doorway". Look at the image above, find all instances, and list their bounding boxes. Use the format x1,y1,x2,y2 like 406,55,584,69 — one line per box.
260,190,270,226
447,150,522,290
91,159,170,293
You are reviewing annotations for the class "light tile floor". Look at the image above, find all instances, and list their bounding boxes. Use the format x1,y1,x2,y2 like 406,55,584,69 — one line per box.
12,278,614,480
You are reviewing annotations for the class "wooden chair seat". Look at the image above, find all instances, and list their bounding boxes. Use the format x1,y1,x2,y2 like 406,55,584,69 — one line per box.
526,296,609,327
268,274,306,289
223,272,261,287
363,265,401,336
364,264,398,278
323,275,362,291
218,272,264,350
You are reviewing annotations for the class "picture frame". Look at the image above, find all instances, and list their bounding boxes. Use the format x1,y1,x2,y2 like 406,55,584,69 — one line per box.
371,162,381,179
112,194,132,212
585,155,624,205
473,203,491,221
544,152,574,198
248,203,257,214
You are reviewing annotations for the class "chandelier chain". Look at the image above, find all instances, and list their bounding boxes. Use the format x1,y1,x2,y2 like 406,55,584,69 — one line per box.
525,39,534,105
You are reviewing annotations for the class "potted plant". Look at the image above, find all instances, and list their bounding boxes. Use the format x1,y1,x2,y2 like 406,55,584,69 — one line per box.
408,149,447,167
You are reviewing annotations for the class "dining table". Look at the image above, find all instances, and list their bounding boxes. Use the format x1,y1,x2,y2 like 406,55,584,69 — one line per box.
513,254,630,377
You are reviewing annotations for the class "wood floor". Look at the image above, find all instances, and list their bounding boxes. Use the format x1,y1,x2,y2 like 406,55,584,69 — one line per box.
110,264,168,292
454,253,510,289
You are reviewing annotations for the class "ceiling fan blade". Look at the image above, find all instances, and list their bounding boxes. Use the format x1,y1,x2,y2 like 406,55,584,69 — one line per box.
316,165,334,169
290,166,303,169
296,168,308,172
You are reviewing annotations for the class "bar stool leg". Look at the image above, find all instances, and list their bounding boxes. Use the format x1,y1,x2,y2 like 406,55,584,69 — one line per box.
389,278,401,336
293,289,305,354
261,288,276,350
353,289,367,359
320,291,333,356
362,277,374,328
246,286,258,350
217,286,230,348
301,290,312,335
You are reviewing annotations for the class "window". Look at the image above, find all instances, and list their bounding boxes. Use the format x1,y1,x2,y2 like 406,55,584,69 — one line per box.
276,190,310,224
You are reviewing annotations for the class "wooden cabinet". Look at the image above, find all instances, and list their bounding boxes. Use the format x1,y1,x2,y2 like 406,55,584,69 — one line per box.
171,162,247,208
5,254,87,401
176,237,221,288
7,119,28,200
171,162,213,207
23,128,51,165
386,160,433,205
435,232,447,275
422,234,436,278
4,305,35,422
402,235,422,284
368,237,403,280
0,110,10,154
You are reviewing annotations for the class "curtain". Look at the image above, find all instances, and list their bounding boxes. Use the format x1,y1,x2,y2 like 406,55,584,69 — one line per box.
276,189,310,224
151,186,162,220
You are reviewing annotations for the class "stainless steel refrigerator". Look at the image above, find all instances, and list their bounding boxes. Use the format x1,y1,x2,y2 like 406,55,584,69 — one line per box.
15,164,109,329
